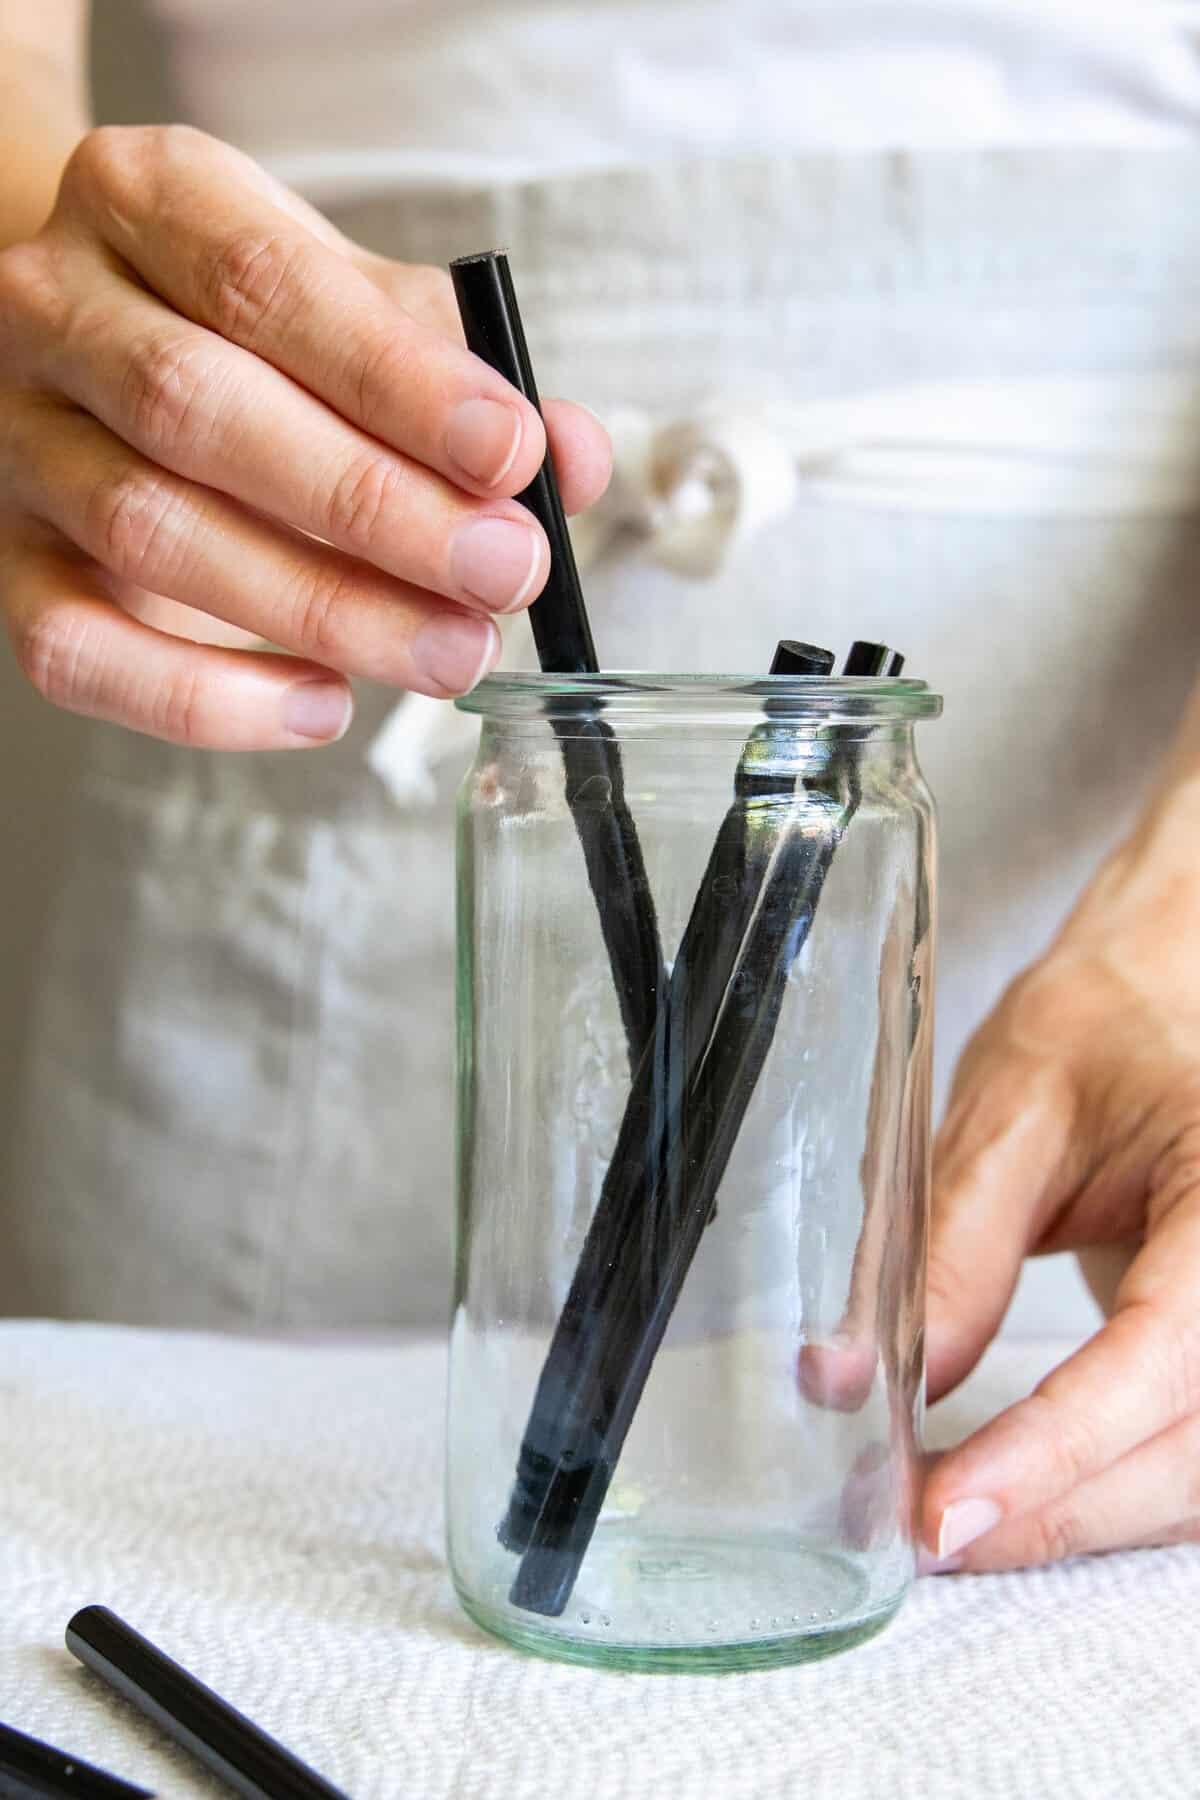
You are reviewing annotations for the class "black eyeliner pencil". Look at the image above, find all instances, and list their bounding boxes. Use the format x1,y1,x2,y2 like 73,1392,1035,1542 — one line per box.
0,1721,152,1800
65,1608,348,1800
450,250,664,1068
499,641,836,1560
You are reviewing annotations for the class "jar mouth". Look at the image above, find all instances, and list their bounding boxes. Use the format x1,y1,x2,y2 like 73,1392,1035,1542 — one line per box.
456,670,942,723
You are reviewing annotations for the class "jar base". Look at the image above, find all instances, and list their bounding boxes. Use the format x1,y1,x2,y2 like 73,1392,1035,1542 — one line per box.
453,1537,907,1673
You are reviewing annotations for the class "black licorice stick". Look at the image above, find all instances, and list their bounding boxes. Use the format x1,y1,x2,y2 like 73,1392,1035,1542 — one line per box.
450,250,664,1066
510,704,863,1613
503,646,883,1614
0,1720,152,1799
507,646,908,1613
65,1609,348,1800
499,642,835,1556
451,251,594,671
843,640,906,677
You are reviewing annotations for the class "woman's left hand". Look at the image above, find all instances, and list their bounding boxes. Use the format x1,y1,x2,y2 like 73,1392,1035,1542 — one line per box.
921,768,1200,1572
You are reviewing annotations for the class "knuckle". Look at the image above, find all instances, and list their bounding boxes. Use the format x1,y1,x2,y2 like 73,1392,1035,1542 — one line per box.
404,262,458,330
1175,1327,1200,1416
60,126,142,205
0,242,65,337
1162,1316,1200,1419
1120,1299,1200,1422
61,125,215,226
1149,1117,1200,1224
0,393,31,487
409,261,455,305
286,561,359,661
1027,1502,1089,1566
202,228,305,344
119,332,219,457
1027,1389,1100,1493
149,666,204,745
152,122,211,173
10,601,95,711
922,1253,962,1317
1156,1517,1200,1548
351,329,417,433
1000,964,1090,1061
320,450,405,552
85,466,183,580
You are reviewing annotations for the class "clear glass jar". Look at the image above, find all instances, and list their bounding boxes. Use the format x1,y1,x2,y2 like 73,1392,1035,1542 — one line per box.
448,670,941,1671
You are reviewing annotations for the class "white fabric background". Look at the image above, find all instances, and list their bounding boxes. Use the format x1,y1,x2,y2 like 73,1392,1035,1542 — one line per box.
3,1323,1197,1798
146,0,1200,198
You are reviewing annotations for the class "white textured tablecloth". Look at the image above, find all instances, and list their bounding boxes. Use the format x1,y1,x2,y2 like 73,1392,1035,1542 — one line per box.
2,1323,1198,1799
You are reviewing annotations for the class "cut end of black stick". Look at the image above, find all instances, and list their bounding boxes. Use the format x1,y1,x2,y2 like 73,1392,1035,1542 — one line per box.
770,640,835,676
842,640,906,676
508,1538,589,1617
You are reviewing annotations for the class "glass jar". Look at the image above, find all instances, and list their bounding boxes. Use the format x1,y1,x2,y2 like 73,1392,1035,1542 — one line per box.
448,669,941,1671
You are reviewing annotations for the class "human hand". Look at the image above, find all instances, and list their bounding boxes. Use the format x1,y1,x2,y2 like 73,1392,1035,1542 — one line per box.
0,126,611,747
921,785,1200,1572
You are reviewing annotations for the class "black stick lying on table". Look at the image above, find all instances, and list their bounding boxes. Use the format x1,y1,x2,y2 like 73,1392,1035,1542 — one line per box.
506,645,904,1616
450,251,665,1068
65,1608,348,1800
0,1718,152,1799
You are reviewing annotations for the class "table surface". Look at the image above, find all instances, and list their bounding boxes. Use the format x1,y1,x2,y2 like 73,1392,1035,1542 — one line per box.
2,1323,1197,1800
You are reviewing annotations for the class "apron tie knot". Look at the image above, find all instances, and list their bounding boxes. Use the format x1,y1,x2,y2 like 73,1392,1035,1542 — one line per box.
569,402,800,578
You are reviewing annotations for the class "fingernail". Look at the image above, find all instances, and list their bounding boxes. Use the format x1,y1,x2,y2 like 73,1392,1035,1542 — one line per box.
937,1497,1003,1560
282,679,353,742
451,518,542,612
412,613,500,696
916,1546,964,1578
445,398,523,487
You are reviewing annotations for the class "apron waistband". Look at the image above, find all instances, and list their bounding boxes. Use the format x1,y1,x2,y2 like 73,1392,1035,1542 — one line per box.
325,145,1200,315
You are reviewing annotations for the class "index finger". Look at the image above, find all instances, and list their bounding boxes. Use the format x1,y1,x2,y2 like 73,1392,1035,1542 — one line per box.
921,1189,1200,1562
57,127,550,497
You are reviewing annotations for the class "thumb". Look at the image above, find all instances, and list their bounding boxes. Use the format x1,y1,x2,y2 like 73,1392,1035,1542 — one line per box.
927,1048,1073,1403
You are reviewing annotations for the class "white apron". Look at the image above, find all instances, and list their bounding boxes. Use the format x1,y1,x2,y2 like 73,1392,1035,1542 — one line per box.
6,147,1200,1325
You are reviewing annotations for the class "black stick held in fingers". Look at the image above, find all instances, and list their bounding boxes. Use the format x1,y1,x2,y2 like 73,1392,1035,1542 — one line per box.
451,251,593,671
450,251,664,1066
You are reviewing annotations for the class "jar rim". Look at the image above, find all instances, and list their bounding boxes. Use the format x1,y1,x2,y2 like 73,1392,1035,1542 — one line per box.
455,670,942,721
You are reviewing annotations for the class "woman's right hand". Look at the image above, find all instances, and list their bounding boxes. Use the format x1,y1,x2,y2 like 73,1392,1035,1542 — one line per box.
0,126,612,748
